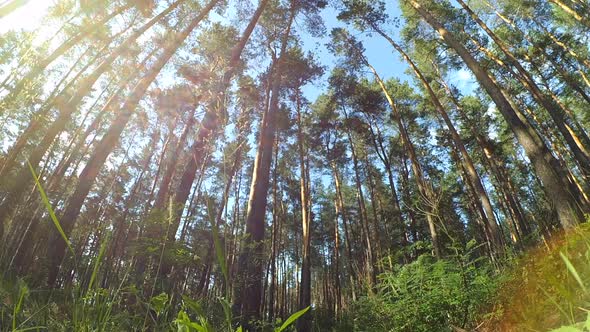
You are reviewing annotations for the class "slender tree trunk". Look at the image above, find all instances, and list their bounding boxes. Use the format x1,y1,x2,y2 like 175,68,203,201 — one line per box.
0,0,29,18
330,162,357,302
166,0,269,252
0,3,181,240
0,40,108,180
363,57,441,257
457,0,590,180
232,2,291,328
437,75,532,241
333,194,342,317
345,128,375,286
45,2,214,286
365,153,386,270
548,0,590,27
268,132,280,322
371,27,504,254
408,0,584,228
366,121,407,258
153,110,197,211
295,92,312,332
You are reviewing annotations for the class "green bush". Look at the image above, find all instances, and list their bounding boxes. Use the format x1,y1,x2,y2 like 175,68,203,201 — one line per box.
343,241,500,332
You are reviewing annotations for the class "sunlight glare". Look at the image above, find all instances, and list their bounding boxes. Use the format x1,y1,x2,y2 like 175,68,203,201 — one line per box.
0,0,52,34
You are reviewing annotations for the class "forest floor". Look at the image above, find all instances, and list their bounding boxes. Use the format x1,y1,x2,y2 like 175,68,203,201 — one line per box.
2,224,590,332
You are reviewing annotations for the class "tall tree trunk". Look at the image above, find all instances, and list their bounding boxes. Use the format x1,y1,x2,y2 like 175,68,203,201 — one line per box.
436,74,532,242
366,121,407,258
153,110,197,211
408,0,584,228
268,132,280,322
0,0,30,18
359,53,441,257
332,194,342,317
6,0,180,173
233,66,279,329
48,48,158,189
345,128,375,285
457,0,590,180
165,0,269,249
295,92,312,332
0,1,182,240
45,2,215,286
370,26,504,254
330,162,357,302
363,153,383,270
0,39,110,180
232,1,292,327
547,0,590,28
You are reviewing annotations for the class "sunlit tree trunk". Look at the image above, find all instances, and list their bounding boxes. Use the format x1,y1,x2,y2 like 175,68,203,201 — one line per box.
408,0,584,228
457,0,590,180
233,2,293,327
45,2,213,286
295,92,312,332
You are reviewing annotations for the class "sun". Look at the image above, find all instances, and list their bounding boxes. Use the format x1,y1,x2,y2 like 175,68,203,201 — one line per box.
0,0,52,34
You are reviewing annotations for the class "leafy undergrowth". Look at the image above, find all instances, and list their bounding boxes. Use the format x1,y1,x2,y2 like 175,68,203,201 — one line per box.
0,281,308,332
335,222,590,332
1,167,309,332
337,241,501,332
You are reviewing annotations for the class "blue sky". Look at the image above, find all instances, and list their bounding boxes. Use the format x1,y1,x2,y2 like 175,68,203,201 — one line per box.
298,2,413,101
297,1,477,102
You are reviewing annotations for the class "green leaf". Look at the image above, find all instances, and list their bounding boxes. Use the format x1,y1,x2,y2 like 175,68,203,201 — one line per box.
560,251,587,292
275,306,310,332
150,292,169,316
182,295,206,317
175,310,208,332
220,297,232,328
14,327,47,332
13,282,29,331
28,161,74,256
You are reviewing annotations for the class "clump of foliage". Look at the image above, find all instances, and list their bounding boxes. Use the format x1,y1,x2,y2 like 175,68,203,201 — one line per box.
340,241,500,332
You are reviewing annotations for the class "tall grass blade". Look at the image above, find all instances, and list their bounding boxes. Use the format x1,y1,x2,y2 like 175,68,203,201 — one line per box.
275,306,310,332
560,251,587,292
12,281,28,331
87,235,109,292
27,161,74,256
14,327,48,332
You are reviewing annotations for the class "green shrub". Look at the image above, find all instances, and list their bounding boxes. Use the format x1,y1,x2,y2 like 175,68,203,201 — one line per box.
343,241,500,332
